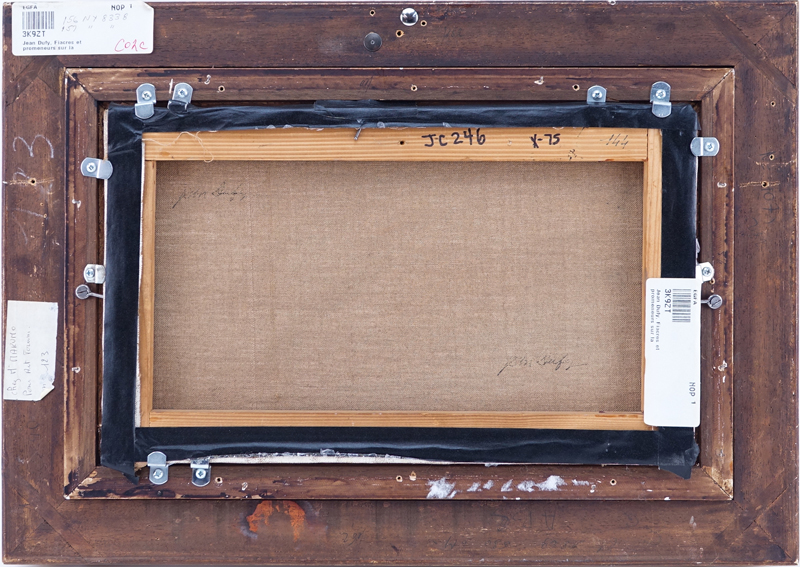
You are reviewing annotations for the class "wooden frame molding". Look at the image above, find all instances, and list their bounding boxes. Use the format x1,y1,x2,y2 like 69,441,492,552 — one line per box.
138,127,659,431
4,1,795,563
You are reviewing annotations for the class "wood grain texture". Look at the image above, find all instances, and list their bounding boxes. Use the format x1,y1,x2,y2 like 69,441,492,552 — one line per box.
63,78,99,495
143,127,648,161
147,409,651,430
53,3,791,68
139,130,651,430
699,70,735,497
70,465,727,501
641,129,663,409
2,7,69,557
137,162,157,428
732,57,798,561
71,67,730,102
2,0,797,563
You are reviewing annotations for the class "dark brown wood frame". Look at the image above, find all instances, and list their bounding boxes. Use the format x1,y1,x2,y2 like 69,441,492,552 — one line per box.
3,2,795,564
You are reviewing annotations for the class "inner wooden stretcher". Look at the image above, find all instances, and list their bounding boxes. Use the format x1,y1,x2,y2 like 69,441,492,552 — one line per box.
137,127,662,430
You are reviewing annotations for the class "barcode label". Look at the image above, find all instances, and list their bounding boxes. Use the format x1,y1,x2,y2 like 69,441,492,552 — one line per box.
644,278,701,427
671,288,692,323
22,11,55,31
12,2,154,56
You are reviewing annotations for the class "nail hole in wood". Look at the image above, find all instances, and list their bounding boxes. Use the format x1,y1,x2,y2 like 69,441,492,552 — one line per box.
28,178,36,185
420,20,427,26
762,181,769,187
399,140,405,145
218,85,225,92
369,9,375,15
410,84,418,91
769,154,775,160
396,475,403,482
771,101,776,107
215,477,223,484
572,84,580,91
396,30,404,37
609,479,617,486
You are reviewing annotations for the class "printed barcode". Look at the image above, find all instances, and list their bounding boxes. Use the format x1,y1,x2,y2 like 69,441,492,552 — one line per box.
671,289,692,323
22,11,55,31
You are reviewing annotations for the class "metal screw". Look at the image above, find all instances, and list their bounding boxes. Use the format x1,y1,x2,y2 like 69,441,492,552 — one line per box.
702,294,723,310
701,266,712,278
400,7,418,25
141,90,152,101
363,32,382,52
85,267,95,279
86,162,96,172
177,87,188,98
655,89,667,100
152,469,164,480
591,90,603,100
75,284,103,300
195,468,207,479
705,141,716,152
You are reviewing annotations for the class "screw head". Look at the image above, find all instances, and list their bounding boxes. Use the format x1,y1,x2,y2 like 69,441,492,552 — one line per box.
707,294,723,309
86,162,96,172
363,32,382,52
176,88,188,98
400,7,418,25
655,89,667,99
152,468,164,480
85,268,95,279
141,90,152,101
591,89,603,100
705,141,716,152
195,468,207,479
701,266,712,277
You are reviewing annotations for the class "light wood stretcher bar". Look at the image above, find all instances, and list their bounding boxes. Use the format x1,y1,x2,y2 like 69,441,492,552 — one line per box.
138,127,660,431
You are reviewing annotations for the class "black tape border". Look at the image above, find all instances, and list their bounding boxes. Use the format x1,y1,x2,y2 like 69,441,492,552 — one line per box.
100,101,699,479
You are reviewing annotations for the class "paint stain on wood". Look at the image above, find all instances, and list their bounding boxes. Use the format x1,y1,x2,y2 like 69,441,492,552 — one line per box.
245,501,306,541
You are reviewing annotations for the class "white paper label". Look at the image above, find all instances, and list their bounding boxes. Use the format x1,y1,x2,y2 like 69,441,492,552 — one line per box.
643,278,701,427
12,2,154,56
3,301,58,401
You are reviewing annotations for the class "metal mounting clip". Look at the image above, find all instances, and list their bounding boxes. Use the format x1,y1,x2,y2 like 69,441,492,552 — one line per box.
80,158,113,180
135,83,156,120
587,85,606,104
168,83,193,113
690,137,720,157
75,284,103,300
190,458,211,486
696,262,714,282
147,451,170,485
650,81,672,118
83,264,105,284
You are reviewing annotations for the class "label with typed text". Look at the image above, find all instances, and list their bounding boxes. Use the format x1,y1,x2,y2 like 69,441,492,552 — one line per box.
643,278,701,427
12,2,153,56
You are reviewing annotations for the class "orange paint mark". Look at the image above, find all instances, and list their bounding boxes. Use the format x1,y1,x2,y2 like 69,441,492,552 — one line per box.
246,501,274,533
245,501,306,541
282,501,306,542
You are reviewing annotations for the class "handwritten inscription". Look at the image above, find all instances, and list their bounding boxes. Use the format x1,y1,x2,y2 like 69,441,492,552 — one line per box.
497,354,587,376
172,182,246,208
4,301,58,401
605,133,629,148
422,128,485,147
530,133,560,148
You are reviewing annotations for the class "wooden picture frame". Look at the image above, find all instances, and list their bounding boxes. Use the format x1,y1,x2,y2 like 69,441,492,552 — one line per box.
3,2,796,564
138,126,660,432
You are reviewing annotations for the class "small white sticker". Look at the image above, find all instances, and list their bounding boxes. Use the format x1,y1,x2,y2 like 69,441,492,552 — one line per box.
12,2,154,56
4,300,58,401
643,278,701,427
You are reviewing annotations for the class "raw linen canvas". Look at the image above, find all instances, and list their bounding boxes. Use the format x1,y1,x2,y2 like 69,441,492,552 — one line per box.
150,160,644,414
